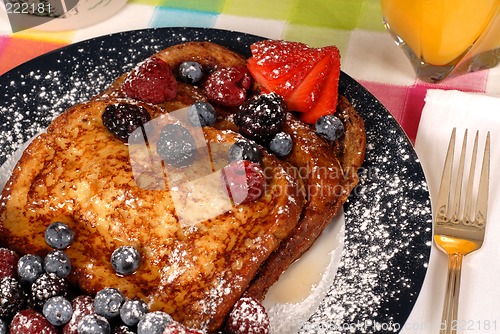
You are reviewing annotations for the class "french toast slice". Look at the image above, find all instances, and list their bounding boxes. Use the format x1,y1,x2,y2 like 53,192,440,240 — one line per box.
102,41,366,300
0,40,366,333
0,98,305,332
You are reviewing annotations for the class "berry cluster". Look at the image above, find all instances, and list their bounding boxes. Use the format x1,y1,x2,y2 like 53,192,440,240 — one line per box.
0,221,76,334
0,243,269,334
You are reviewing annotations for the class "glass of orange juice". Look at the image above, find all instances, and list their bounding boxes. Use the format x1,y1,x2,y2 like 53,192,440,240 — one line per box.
381,0,500,82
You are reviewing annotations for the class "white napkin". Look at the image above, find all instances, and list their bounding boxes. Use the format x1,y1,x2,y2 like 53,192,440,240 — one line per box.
401,89,500,333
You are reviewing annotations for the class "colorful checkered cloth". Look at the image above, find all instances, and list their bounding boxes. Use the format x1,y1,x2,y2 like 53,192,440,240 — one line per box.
1,0,499,141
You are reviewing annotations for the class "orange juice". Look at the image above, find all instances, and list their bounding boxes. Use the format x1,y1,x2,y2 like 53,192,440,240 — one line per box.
381,0,500,66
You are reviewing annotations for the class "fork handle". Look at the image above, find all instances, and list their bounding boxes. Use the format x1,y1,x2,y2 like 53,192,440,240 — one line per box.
440,253,463,334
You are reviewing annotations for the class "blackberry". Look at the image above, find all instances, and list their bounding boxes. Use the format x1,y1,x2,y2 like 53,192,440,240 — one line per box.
315,114,344,142
44,250,71,278
113,325,135,334
110,246,141,276
17,254,44,285
44,221,74,250
228,139,261,163
178,61,204,84
235,92,287,145
43,296,73,326
30,272,69,310
77,314,110,334
94,288,125,320
120,298,148,326
137,311,172,334
0,276,26,318
102,103,151,142
187,102,216,127
156,124,196,168
268,132,293,159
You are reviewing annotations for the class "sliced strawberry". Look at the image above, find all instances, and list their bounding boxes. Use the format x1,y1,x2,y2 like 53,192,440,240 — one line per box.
250,40,316,68
301,47,341,124
286,52,332,113
247,57,317,98
247,40,341,124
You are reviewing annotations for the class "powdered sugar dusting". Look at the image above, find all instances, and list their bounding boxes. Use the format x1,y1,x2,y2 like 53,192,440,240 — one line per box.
0,28,432,333
297,86,432,333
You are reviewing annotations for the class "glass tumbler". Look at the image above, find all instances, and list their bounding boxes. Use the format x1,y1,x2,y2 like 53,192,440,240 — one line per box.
381,0,500,83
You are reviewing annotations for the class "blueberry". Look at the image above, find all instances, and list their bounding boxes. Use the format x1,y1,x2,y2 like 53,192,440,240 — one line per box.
228,139,261,163
17,254,44,285
110,245,141,276
269,132,293,159
137,311,172,334
187,102,216,127
44,250,71,278
44,221,74,249
120,298,148,326
178,61,204,84
78,314,111,334
0,319,7,334
315,114,344,142
94,288,125,319
43,295,73,326
156,124,196,168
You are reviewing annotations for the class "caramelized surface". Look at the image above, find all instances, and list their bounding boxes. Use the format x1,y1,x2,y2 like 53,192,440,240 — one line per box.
0,41,366,333
0,98,304,332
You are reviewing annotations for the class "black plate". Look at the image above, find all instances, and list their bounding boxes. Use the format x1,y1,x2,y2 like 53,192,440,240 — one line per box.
0,27,432,333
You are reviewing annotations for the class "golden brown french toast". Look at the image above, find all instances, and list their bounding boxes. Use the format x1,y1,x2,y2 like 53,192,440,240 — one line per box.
0,97,305,332
102,41,366,301
0,40,366,333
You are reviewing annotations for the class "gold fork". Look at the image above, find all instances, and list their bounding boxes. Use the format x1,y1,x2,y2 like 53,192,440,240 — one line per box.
434,128,490,334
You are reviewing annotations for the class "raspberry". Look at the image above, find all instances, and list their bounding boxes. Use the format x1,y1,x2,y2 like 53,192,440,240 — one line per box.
30,272,69,310
0,248,19,279
0,276,26,318
63,295,95,334
163,321,205,333
10,309,57,334
122,57,178,104
221,160,266,205
225,297,270,334
204,66,252,107
235,92,287,145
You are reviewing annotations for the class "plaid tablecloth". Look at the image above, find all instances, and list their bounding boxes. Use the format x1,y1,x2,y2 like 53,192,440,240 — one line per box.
1,0,500,142
1,1,500,333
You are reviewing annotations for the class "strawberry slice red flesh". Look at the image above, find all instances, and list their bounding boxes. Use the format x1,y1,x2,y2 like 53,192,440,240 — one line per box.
247,40,342,124
301,47,341,124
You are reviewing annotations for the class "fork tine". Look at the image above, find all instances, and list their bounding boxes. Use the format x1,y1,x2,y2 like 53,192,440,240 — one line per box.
476,132,490,227
453,130,468,221
464,131,478,221
437,128,456,220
